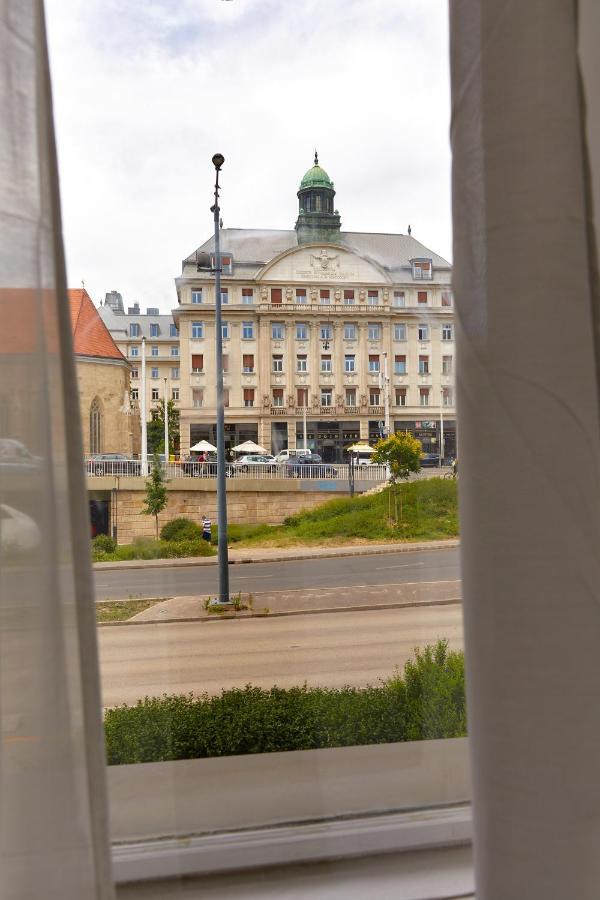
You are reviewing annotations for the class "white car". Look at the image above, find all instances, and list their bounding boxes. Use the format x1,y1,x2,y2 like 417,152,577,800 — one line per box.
233,454,277,472
273,448,312,464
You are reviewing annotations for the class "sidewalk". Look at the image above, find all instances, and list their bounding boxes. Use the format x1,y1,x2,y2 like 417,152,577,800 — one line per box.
101,578,463,627
93,538,460,571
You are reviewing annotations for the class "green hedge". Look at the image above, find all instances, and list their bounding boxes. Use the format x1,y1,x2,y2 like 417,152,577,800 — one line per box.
104,641,466,765
92,537,214,562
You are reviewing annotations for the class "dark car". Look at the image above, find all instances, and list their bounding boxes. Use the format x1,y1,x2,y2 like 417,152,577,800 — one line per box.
181,458,234,477
87,453,141,476
420,452,441,468
282,454,338,478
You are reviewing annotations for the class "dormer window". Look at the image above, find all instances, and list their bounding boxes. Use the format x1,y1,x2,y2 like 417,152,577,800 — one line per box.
210,254,233,274
411,258,433,280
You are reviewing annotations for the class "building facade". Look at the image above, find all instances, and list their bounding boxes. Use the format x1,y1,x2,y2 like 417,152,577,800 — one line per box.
175,158,456,463
99,292,181,415
68,288,138,458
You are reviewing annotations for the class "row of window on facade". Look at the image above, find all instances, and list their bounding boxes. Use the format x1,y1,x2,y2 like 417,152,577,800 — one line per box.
128,322,179,338
189,287,453,307
188,353,453,377
194,256,437,283
130,366,180,380
130,387,180,403
188,386,454,409
190,322,454,342
128,344,180,357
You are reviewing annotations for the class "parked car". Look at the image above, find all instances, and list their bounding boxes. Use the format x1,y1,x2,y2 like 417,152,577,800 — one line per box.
87,454,141,476
181,457,234,477
0,438,42,471
420,452,440,468
273,448,312,464
233,454,277,473
281,454,338,478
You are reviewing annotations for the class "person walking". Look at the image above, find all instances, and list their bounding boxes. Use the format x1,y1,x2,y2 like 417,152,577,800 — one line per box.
201,514,212,543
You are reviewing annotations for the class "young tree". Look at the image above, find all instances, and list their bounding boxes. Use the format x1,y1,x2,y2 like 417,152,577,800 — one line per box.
142,454,168,538
372,431,422,482
147,400,180,456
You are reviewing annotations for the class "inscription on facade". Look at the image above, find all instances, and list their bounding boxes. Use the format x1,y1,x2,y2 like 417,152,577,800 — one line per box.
295,248,354,281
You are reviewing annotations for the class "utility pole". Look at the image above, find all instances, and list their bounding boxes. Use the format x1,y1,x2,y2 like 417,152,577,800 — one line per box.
140,337,148,475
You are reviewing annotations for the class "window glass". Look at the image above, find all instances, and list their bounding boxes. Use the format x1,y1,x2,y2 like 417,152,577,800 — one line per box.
45,0,462,874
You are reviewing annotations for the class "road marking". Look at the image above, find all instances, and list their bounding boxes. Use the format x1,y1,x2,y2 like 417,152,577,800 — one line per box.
375,562,426,570
230,574,274,580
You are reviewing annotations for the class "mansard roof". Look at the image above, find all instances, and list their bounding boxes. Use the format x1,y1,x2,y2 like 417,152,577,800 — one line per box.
183,228,451,274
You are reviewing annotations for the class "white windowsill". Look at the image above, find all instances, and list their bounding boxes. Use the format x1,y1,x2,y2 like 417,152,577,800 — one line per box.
109,738,471,884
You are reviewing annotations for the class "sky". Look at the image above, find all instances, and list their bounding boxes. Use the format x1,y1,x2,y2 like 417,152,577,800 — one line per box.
45,0,452,313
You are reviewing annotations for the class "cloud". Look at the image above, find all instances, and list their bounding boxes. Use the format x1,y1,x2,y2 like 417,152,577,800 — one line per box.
45,0,451,311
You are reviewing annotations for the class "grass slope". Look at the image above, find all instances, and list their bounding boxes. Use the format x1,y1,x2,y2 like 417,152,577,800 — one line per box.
229,478,458,548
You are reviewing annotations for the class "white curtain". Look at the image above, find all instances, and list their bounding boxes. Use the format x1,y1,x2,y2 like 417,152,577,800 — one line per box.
451,1,600,897
0,1,114,897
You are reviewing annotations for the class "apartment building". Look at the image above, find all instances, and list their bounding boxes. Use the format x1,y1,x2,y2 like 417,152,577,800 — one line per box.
98,292,181,414
174,157,455,462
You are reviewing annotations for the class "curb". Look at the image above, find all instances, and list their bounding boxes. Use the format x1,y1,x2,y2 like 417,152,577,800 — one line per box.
93,540,460,572
97,595,463,627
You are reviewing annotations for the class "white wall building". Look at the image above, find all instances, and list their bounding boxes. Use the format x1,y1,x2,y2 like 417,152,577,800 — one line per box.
173,156,455,462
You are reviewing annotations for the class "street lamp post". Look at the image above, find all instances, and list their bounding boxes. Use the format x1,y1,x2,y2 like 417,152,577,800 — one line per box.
140,337,148,475
439,388,445,467
163,377,169,464
197,154,230,604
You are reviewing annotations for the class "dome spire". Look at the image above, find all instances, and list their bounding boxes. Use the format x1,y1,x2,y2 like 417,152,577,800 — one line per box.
295,153,341,244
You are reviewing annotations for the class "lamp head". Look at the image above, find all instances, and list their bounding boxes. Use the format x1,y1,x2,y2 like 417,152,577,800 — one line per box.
212,153,225,171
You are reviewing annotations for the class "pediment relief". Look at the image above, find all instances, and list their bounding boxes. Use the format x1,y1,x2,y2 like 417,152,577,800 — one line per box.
257,244,390,285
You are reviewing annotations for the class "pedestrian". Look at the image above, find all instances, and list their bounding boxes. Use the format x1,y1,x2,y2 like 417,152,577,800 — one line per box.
201,514,212,543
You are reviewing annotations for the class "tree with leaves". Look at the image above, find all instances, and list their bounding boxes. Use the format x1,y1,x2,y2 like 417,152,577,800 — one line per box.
372,430,422,482
372,431,422,526
142,454,168,538
147,399,180,456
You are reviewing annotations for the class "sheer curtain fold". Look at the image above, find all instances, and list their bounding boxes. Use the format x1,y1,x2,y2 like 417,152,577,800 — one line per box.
0,1,114,897
451,2,600,898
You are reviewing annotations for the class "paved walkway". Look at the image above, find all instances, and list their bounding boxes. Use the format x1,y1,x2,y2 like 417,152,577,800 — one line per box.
94,538,460,571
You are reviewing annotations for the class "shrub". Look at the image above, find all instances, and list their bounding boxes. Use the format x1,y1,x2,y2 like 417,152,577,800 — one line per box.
104,641,465,765
91,537,214,562
160,517,203,542
92,533,116,553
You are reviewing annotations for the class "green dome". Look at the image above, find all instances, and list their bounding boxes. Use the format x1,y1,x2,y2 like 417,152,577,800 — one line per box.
299,153,333,190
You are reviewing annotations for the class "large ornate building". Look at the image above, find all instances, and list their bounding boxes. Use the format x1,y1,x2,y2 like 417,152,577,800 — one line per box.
174,157,455,462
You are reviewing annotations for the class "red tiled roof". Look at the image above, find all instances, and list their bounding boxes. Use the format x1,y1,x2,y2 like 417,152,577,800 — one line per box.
68,288,125,361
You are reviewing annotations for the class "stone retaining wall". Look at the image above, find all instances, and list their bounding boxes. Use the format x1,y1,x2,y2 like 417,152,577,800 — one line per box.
108,479,343,543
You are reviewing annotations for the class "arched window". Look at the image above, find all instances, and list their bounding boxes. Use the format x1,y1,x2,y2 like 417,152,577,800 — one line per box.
89,398,102,454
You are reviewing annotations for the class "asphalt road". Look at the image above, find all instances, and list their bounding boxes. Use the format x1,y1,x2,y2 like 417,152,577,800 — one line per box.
98,604,464,707
94,547,461,601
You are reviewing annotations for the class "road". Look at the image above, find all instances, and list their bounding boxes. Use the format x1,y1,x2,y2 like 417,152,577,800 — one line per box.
94,547,461,600
98,604,463,707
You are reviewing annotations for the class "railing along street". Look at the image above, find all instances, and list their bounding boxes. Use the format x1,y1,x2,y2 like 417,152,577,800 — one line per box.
85,459,392,482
